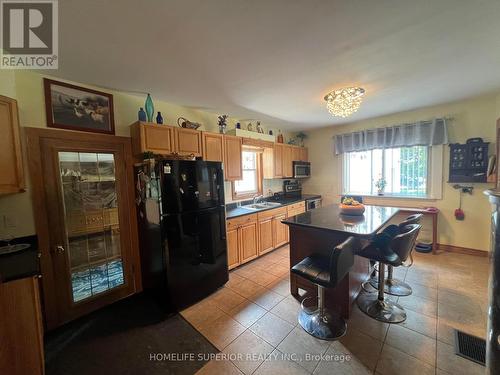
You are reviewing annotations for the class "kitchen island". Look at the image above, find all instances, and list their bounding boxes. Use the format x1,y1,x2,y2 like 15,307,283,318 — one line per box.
282,204,399,318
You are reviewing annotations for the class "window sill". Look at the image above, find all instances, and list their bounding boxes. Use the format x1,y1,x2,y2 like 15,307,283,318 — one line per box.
343,193,438,202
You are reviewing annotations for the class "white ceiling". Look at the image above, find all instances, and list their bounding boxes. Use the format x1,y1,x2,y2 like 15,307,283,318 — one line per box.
51,0,500,130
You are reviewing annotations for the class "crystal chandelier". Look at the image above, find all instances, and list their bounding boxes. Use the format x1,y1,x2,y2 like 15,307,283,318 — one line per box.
324,87,365,118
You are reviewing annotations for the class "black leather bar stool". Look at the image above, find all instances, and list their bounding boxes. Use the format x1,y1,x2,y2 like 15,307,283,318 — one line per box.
356,224,421,323
369,214,423,296
291,236,358,340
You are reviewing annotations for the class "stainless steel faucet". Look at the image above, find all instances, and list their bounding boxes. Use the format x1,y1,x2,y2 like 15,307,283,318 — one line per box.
253,194,264,204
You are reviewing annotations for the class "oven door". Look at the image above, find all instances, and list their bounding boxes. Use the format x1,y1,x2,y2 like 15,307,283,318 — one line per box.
293,162,310,178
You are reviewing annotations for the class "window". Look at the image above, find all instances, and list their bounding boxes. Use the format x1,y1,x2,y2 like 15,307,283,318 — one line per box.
233,150,262,199
343,146,429,197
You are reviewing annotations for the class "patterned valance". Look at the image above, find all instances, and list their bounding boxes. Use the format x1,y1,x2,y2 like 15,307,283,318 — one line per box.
333,118,448,155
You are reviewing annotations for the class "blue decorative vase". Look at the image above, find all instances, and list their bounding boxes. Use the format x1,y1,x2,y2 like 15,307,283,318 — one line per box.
145,94,154,122
156,111,163,124
236,122,241,129
138,107,147,122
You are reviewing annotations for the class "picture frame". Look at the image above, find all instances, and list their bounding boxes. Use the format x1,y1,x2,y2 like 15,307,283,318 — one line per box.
43,78,115,135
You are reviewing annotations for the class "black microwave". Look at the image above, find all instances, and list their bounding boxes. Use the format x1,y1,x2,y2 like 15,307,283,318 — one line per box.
293,161,311,178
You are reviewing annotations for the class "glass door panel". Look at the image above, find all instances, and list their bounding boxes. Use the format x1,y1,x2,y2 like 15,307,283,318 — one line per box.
58,151,124,303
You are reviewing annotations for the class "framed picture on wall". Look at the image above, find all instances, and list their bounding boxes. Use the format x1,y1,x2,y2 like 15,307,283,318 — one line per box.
43,78,115,135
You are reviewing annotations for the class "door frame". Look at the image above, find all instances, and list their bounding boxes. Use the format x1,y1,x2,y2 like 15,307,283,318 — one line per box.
26,127,142,330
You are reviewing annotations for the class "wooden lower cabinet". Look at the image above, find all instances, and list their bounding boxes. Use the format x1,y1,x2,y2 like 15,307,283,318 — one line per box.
0,277,44,375
257,216,274,255
273,213,289,248
240,221,259,263
226,214,258,269
226,227,240,269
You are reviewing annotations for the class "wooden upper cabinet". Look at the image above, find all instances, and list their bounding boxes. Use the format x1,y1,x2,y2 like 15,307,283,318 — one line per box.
130,122,174,156
224,135,243,181
202,132,224,162
174,127,202,156
282,145,294,178
0,95,24,194
292,146,301,162
300,147,308,162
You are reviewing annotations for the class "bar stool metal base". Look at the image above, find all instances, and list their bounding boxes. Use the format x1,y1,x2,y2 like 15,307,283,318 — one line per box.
369,278,412,296
356,292,407,323
298,308,347,340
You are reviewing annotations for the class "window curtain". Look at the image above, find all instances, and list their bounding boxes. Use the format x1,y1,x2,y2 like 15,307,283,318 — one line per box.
333,118,448,155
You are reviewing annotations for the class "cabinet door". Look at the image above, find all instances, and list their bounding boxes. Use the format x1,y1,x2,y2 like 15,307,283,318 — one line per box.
0,95,24,194
202,132,224,162
226,227,240,270
239,221,259,264
258,217,274,255
273,213,289,248
0,277,44,375
282,145,293,178
274,144,284,178
292,146,301,162
224,135,243,181
300,147,308,162
134,122,174,155
175,128,202,156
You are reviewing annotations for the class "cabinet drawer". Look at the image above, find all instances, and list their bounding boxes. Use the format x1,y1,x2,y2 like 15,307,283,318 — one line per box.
287,201,305,212
257,206,287,220
226,214,257,230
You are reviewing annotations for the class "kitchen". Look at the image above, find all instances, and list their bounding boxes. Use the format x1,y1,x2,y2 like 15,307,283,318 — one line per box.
0,2,499,375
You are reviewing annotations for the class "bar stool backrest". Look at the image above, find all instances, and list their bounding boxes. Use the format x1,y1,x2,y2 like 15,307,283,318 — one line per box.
398,214,423,230
391,224,421,262
328,237,356,286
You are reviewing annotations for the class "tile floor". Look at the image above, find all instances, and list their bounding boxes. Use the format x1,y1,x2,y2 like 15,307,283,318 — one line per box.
180,245,489,375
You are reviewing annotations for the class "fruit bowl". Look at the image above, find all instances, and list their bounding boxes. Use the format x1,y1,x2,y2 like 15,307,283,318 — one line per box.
339,203,365,216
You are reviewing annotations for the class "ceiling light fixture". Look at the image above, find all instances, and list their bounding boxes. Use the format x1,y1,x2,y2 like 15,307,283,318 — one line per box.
324,87,365,118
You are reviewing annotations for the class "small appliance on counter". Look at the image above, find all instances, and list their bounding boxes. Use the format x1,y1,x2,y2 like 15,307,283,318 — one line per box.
293,161,311,179
135,159,228,311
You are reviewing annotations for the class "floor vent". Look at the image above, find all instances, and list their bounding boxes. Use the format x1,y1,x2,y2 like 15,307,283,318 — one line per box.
454,329,486,366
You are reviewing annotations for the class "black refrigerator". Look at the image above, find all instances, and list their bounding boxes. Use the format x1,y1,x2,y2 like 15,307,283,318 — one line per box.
136,159,228,310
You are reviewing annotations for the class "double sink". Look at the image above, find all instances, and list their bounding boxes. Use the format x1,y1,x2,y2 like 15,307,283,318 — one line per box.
240,201,282,211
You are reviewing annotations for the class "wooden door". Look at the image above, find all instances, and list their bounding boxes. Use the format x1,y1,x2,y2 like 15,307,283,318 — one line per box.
224,135,243,180
258,217,274,255
202,132,224,162
273,213,289,248
274,144,284,178
174,127,202,156
130,122,174,155
26,128,141,330
0,95,24,194
239,221,259,263
0,277,44,375
226,227,240,270
282,145,293,177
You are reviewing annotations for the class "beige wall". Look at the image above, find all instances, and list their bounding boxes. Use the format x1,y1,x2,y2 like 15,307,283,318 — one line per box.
0,71,292,237
302,93,498,252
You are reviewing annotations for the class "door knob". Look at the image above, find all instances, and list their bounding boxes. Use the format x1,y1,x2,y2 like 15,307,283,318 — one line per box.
52,245,65,254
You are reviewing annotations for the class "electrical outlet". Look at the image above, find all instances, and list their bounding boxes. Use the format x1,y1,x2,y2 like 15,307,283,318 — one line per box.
3,214,17,229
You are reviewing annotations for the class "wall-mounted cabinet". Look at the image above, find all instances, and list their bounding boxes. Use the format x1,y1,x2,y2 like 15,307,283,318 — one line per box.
282,145,294,178
130,122,174,155
224,134,243,181
202,132,224,162
174,127,203,157
0,95,25,194
263,144,308,179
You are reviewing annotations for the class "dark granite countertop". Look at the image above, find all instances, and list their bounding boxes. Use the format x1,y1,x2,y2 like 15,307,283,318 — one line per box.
226,194,322,219
0,235,39,283
282,204,399,237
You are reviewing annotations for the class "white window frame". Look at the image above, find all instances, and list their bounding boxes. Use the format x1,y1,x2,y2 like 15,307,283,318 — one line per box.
342,145,443,200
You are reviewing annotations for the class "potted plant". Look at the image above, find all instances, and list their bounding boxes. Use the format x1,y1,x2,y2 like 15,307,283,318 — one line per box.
296,132,307,147
375,177,387,196
217,114,229,134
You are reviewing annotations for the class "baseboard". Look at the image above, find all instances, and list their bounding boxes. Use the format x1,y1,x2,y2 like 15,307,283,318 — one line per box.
437,243,489,257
